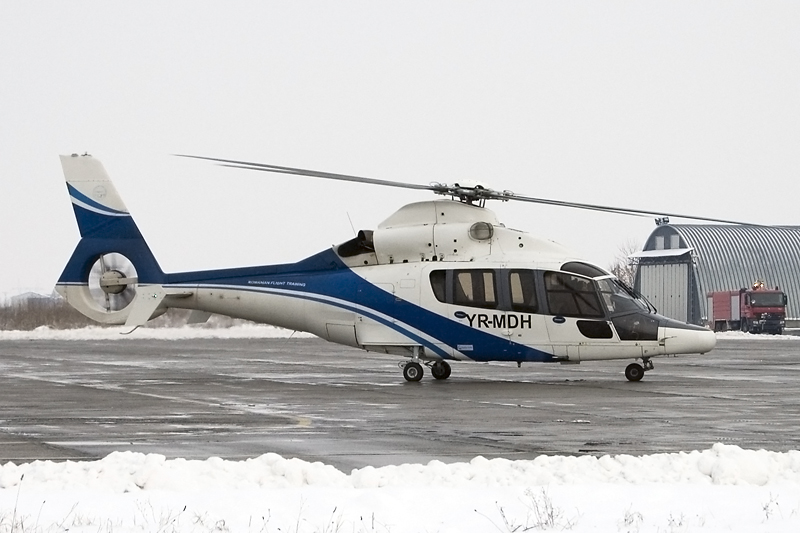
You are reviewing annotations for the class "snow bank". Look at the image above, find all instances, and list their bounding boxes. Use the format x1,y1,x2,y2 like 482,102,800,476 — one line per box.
716,330,800,341
3,445,800,532
3,444,800,492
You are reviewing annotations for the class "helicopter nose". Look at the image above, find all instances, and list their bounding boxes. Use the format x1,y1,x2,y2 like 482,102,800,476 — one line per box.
662,324,717,355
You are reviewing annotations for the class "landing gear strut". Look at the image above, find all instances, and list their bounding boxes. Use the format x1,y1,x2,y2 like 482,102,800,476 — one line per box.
625,357,654,382
402,347,425,382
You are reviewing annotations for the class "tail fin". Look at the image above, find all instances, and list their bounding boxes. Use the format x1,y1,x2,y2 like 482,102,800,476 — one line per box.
56,154,165,325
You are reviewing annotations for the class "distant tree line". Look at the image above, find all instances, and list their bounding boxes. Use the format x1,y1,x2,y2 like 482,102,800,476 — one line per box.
0,297,96,330
0,297,249,331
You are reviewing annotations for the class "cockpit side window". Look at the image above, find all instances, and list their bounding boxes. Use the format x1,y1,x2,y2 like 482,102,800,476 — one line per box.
544,271,604,318
453,270,498,309
509,270,538,313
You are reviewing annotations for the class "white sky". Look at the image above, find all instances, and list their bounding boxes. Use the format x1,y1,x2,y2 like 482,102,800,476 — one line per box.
2,2,799,298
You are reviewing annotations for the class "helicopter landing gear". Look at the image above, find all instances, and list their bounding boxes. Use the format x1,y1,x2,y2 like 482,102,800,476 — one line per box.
403,361,424,382
402,346,425,382
430,361,452,380
625,357,654,382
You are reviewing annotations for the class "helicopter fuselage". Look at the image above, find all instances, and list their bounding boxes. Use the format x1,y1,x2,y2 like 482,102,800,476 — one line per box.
56,155,716,382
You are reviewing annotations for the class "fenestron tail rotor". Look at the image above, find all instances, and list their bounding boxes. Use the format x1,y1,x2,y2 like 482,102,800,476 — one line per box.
88,253,138,312
178,154,758,225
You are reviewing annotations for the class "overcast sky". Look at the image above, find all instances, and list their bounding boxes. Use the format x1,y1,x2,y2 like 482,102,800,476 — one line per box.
2,1,798,298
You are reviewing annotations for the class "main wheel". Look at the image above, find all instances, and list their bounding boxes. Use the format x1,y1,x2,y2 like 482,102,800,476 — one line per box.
403,362,424,382
625,363,645,382
431,361,452,380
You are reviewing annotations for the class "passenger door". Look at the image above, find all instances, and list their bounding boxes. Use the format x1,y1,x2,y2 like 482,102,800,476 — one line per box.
503,269,550,358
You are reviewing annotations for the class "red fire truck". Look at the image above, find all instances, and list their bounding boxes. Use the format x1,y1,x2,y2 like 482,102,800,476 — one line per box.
708,281,788,334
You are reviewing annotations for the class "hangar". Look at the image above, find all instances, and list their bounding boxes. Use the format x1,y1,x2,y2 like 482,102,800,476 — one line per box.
632,224,800,326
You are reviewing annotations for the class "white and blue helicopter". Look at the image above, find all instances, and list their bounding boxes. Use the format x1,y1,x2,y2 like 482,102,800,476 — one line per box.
56,153,730,382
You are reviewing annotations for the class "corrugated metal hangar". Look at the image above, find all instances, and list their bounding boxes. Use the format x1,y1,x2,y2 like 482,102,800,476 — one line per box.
632,224,800,325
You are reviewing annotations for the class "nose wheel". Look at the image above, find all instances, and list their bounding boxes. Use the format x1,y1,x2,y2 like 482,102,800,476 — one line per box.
625,358,654,382
625,363,644,381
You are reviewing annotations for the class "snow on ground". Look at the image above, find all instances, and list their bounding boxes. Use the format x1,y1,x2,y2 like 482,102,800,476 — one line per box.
2,445,800,532
716,330,800,341
2,328,799,531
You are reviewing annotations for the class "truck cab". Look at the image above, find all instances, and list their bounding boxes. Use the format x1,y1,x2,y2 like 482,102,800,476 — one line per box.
708,281,788,335
742,288,787,334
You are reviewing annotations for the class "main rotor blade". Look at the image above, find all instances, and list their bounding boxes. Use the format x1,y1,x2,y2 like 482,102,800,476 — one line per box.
178,154,758,225
504,192,759,225
176,154,440,193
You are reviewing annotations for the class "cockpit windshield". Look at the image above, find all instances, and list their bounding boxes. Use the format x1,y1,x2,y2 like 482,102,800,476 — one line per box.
596,277,650,316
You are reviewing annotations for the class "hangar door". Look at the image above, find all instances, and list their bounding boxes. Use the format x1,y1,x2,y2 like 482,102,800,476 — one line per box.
638,263,689,322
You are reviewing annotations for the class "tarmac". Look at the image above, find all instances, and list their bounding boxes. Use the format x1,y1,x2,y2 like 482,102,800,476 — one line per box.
1,336,798,470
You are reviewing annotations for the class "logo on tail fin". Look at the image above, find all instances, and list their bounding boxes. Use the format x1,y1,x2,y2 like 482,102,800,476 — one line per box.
67,183,130,218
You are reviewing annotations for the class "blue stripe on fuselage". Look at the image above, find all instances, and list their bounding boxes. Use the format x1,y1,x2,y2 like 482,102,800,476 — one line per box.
167,249,555,363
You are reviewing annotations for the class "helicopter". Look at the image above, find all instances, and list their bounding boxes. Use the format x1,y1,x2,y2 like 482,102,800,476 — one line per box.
55,153,732,382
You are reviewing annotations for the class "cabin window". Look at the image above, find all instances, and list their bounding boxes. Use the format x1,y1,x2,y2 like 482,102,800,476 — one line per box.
453,270,497,309
509,270,538,313
429,270,446,303
544,272,604,318
430,269,542,312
